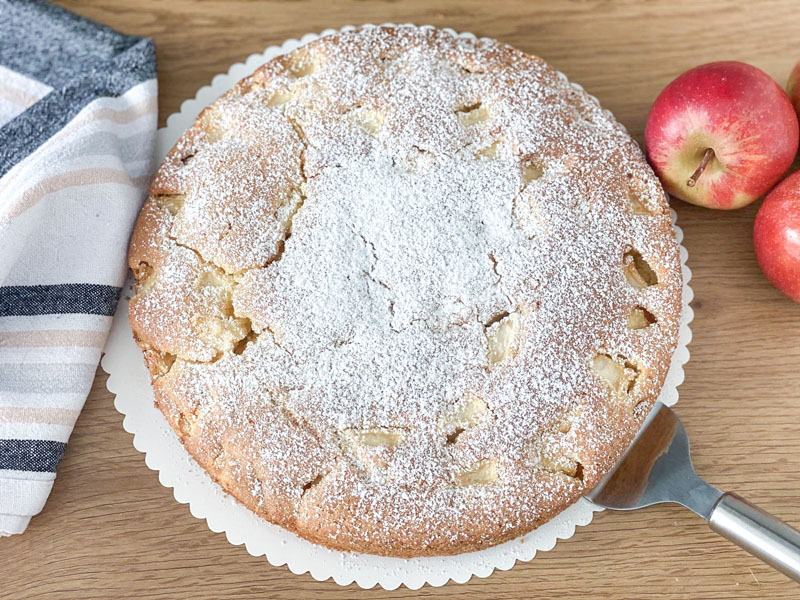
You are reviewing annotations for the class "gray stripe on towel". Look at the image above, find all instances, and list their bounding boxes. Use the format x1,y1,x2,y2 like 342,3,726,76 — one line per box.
0,363,97,394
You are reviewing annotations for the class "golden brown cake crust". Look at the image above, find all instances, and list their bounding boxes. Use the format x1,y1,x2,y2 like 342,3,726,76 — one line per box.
127,25,682,557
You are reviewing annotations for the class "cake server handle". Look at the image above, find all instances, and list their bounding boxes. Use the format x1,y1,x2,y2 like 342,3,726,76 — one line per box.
708,492,800,582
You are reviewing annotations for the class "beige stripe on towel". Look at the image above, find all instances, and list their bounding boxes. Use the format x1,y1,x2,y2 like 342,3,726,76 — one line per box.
0,330,107,348
0,406,79,426
0,168,145,227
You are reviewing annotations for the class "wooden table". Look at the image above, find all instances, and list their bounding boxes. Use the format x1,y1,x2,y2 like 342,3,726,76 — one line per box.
4,1,800,597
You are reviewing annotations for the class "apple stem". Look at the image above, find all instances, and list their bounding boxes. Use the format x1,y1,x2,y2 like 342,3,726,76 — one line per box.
686,148,715,188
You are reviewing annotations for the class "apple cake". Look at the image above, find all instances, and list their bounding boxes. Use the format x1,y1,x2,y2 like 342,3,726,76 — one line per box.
128,25,682,557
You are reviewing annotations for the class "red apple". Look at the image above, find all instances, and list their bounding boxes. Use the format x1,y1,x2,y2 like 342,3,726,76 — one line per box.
754,170,800,302
645,61,798,210
787,60,800,119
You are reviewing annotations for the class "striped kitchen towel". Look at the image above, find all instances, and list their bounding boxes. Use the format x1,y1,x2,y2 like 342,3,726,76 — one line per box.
0,0,157,535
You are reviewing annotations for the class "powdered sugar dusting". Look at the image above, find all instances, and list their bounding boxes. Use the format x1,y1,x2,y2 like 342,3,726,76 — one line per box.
127,25,682,556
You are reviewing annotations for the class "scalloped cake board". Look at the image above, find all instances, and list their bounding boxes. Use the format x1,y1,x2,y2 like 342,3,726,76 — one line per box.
102,24,694,590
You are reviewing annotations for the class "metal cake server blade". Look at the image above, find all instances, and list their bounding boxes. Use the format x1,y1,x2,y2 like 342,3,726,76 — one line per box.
586,402,800,582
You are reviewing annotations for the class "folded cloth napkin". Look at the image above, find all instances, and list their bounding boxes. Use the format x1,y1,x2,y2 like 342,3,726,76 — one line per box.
0,0,157,535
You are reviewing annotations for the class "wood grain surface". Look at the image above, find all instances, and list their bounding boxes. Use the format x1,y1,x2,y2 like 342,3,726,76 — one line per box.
3,1,800,598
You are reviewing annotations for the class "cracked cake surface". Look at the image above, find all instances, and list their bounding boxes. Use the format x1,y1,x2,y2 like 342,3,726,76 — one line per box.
128,25,682,557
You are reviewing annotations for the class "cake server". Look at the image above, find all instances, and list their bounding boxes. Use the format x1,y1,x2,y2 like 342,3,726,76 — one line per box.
586,402,800,581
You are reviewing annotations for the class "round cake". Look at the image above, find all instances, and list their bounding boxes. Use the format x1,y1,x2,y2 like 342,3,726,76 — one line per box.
128,25,682,557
